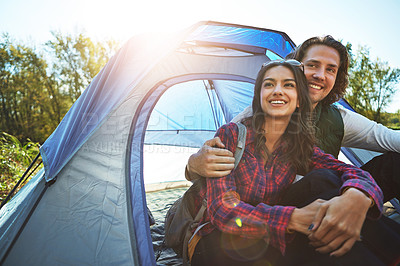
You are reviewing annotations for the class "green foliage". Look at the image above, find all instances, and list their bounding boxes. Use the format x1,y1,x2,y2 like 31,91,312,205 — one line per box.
381,111,400,129
0,31,120,143
0,132,40,200
0,34,67,143
346,45,400,124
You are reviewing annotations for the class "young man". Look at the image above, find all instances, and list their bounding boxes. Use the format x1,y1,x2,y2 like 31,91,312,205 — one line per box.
185,36,400,257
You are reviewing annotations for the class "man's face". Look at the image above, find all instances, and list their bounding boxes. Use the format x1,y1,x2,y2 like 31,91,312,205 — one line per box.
301,45,340,108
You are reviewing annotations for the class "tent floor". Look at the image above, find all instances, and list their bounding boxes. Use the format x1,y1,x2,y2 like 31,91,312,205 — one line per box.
147,187,186,265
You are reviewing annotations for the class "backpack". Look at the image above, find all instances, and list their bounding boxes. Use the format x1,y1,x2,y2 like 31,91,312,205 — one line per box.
164,122,247,264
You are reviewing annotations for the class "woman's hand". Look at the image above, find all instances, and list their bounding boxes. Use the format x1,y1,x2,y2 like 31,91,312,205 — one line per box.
287,199,326,235
307,188,372,257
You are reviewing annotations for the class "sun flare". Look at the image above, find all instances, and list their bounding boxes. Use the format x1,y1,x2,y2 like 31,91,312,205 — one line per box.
77,0,198,42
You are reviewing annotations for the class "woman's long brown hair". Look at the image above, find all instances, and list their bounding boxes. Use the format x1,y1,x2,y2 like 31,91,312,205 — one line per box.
250,61,315,174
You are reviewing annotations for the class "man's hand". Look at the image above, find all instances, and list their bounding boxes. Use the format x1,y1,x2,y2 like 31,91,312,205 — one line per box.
187,137,235,179
308,188,372,257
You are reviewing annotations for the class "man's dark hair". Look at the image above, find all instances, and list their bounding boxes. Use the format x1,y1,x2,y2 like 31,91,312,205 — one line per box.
286,35,349,106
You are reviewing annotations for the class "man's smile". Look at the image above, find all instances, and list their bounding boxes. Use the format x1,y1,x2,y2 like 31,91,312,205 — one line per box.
309,83,323,90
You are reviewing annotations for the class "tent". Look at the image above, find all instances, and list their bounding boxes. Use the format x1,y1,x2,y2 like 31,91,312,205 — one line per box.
0,21,390,265
0,21,295,265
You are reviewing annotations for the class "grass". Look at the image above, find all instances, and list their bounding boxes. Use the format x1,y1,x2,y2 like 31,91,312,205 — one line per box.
0,132,42,202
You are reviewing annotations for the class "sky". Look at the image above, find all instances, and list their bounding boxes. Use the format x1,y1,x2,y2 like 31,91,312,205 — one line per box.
1,0,399,112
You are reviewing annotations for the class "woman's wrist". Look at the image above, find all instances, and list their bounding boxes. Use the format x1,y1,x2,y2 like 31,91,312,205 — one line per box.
287,208,301,233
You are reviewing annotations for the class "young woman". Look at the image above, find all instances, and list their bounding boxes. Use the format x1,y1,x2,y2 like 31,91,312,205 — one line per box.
189,60,386,265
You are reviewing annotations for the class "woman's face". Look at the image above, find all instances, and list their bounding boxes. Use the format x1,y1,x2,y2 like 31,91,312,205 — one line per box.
260,65,299,120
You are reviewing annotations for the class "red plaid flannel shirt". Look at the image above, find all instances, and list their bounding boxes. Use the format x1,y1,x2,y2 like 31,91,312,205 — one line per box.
196,121,383,255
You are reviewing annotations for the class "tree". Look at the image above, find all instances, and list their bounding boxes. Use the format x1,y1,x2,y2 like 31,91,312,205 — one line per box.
0,32,120,143
346,45,400,123
0,34,62,142
371,60,400,122
46,31,119,102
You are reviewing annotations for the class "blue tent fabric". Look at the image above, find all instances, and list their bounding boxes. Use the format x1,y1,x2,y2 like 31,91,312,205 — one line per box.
213,80,254,122
187,23,294,57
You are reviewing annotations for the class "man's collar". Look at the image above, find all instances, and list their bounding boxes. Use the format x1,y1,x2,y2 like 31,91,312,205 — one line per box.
313,103,323,123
